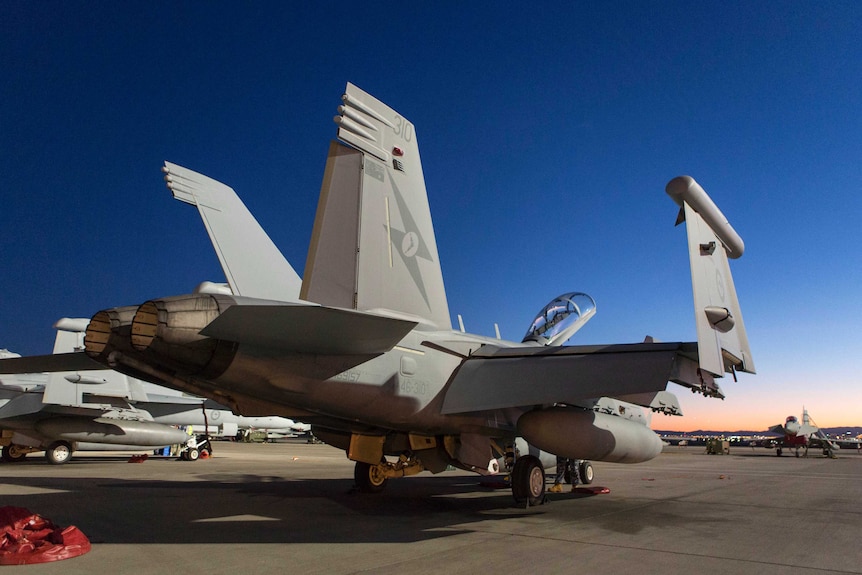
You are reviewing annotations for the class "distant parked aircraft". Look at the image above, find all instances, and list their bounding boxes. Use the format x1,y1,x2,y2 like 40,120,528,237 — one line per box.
763,409,839,457
1,319,306,464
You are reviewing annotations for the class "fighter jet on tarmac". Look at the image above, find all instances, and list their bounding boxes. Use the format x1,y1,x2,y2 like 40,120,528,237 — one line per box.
1,318,308,464
763,409,839,457
0,83,755,504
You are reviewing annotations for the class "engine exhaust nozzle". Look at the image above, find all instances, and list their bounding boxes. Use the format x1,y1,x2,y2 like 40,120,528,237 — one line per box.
84,306,139,360
129,294,237,377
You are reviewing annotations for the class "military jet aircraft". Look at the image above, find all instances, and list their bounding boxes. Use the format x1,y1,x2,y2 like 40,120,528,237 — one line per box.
0,318,307,463
0,83,754,504
762,409,839,457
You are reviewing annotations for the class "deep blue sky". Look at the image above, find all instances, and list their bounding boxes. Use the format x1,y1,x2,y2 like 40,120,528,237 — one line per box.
2,2,860,430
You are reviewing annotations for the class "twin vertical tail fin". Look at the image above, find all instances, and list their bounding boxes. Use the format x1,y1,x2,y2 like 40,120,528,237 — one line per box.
301,83,451,329
163,161,303,302
667,176,755,378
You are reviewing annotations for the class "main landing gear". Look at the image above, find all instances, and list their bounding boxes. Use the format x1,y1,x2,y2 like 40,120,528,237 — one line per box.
354,461,389,493
578,460,594,484
45,441,73,465
2,442,74,464
511,455,546,506
512,457,595,506
2,444,30,463
352,453,425,493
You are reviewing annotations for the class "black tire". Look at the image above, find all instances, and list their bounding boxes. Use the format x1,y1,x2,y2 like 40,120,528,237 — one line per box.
186,448,200,461
2,444,27,463
776,447,782,456
511,455,545,506
578,461,594,485
45,441,73,465
354,461,388,493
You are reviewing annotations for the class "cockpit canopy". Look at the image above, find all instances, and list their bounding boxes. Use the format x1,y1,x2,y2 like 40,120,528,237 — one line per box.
522,292,597,346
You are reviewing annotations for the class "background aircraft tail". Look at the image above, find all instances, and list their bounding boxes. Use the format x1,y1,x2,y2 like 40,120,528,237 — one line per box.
43,318,147,405
301,83,451,329
667,176,755,378
163,161,303,302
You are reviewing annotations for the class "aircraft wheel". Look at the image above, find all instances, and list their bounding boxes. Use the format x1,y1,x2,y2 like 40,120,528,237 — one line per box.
354,461,388,493
2,444,27,462
511,455,545,506
186,448,200,461
578,460,594,485
776,448,782,456
45,441,73,465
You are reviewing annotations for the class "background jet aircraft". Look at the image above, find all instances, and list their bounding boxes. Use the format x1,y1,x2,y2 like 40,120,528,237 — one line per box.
0,318,307,464
0,83,754,505
762,409,839,457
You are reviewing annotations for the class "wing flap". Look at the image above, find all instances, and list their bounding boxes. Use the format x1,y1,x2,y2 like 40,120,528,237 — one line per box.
200,305,417,355
440,342,702,414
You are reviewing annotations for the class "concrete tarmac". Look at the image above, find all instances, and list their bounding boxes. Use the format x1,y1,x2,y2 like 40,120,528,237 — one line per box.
1,441,860,575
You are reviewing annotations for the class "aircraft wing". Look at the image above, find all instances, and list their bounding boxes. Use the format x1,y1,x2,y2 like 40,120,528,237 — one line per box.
438,341,707,414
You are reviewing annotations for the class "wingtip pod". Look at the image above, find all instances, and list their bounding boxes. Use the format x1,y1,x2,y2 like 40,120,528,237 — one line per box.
668,175,755,377
666,176,744,259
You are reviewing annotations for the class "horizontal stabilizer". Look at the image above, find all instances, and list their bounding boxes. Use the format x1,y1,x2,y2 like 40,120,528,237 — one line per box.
0,352,105,375
163,161,303,302
200,305,417,355
440,342,704,414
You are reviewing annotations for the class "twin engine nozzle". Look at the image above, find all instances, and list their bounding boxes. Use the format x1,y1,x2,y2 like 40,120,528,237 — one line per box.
84,293,239,378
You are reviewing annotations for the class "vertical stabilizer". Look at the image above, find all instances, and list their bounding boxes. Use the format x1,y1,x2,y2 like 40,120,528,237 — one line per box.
667,176,755,378
302,83,451,328
301,142,363,309
163,162,303,302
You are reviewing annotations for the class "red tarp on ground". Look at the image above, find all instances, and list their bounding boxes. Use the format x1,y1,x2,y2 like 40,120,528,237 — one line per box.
0,506,91,565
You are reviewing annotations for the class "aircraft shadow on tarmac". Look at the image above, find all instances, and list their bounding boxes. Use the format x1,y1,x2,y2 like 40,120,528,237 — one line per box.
2,474,519,544
0,463,737,545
